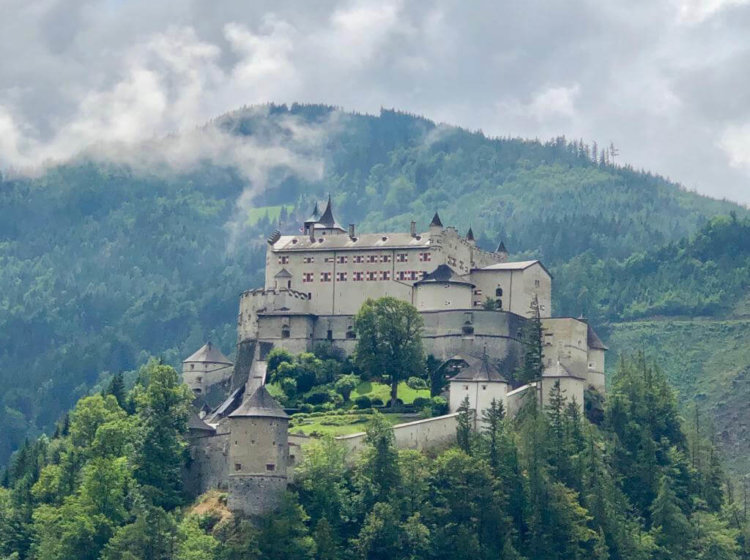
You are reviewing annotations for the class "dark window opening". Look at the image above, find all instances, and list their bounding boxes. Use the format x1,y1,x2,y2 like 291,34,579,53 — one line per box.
287,280,291,288
327,329,333,340
234,463,242,471
495,287,503,297
497,299,502,309
266,463,275,472
346,328,356,339
462,325,474,335
281,326,290,338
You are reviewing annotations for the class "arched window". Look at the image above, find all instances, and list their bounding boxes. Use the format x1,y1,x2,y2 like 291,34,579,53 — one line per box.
462,323,474,335
281,326,290,338
495,287,503,297
346,327,356,339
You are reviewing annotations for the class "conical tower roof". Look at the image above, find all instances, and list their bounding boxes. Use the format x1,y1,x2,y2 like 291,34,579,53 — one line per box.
430,211,443,227
466,227,475,241
184,342,233,365
304,201,321,225
496,241,507,253
317,195,344,230
229,385,288,419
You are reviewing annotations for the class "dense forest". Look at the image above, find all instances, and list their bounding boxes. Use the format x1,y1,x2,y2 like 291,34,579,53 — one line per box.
0,355,747,560
0,103,747,467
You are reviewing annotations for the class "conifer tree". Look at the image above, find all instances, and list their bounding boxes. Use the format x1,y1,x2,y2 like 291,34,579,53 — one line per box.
516,296,544,386
456,396,473,455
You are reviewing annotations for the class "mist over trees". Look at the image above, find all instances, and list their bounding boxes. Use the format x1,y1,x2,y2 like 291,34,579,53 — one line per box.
0,103,746,467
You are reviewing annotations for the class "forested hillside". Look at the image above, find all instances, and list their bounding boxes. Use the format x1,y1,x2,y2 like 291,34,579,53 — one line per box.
0,103,747,466
1,357,747,560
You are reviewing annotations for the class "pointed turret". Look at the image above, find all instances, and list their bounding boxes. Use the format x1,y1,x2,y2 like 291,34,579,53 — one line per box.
316,195,345,233
466,226,475,243
496,240,507,253
303,201,321,234
430,211,443,228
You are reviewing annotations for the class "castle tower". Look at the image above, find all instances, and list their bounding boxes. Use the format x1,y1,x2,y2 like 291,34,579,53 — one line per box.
429,211,444,234
182,342,234,396
226,386,289,517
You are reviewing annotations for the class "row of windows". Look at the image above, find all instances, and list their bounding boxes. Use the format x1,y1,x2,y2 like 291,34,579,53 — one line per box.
280,252,430,265
301,270,427,282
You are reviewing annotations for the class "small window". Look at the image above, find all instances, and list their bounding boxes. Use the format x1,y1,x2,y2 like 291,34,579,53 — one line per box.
482,385,487,390
234,463,242,471
535,279,540,287
327,329,333,340
196,377,202,383
462,325,474,335
281,326,290,338
463,385,469,390
497,299,502,309
346,328,356,339
266,464,275,472
289,455,296,466
495,287,503,297
190,364,194,370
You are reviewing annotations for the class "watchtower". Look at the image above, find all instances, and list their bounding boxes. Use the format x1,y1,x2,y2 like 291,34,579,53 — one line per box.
226,385,289,516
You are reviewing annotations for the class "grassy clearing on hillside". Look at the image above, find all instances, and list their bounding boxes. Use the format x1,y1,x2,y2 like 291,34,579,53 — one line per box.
607,318,750,476
247,204,295,226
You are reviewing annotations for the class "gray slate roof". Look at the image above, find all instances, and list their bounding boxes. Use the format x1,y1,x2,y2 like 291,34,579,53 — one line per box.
229,385,289,419
415,264,474,287
587,324,609,350
183,342,233,365
430,212,443,227
188,410,215,432
273,231,431,251
274,268,292,278
304,201,321,224
448,354,508,383
317,196,344,230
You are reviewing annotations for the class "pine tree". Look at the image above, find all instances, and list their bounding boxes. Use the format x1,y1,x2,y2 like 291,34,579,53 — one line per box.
456,396,473,455
516,296,544,386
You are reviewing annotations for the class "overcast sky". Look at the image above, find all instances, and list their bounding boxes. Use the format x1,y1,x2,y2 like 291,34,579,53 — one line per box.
1,0,749,204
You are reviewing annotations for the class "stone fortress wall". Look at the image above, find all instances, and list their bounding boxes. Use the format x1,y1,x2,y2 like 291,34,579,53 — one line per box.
183,201,608,516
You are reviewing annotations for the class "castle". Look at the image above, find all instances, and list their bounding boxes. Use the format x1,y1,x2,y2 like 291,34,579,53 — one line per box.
184,198,607,515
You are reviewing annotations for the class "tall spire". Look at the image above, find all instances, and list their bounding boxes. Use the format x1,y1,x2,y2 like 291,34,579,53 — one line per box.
466,226,475,241
317,194,345,232
430,211,443,228
496,240,507,254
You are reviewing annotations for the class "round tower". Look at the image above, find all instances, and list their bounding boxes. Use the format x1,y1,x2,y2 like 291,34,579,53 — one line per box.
226,385,289,517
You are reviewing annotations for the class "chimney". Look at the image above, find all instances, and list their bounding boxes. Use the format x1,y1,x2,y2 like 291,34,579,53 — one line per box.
309,224,315,242
410,221,416,237
349,223,356,239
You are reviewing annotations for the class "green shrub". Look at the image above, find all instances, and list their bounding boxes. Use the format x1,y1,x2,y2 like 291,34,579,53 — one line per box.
430,396,448,416
406,376,428,390
354,396,371,409
370,397,384,407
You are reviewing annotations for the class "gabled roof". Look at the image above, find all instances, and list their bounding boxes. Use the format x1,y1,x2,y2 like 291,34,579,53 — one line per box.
317,195,344,230
543,361,585,380
476,259,552,278
274,268,292,278
448,354,508,383
496,241,507,253
430,211,443,227
587,324,609,350
415,264,474,287
184,342,233,365
229,385,288,419
272,231,431,251
466,227,475,241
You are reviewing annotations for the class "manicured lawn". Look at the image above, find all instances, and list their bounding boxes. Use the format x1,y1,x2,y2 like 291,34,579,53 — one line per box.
290,412,411,437
353,380,429,404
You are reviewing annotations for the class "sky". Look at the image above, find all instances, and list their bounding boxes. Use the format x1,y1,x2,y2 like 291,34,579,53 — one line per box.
1,0,749,205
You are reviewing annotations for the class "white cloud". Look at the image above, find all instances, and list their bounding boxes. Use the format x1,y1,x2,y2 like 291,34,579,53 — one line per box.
1,0,750,204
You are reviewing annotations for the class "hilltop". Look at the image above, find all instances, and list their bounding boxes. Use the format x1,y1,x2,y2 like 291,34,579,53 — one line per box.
0,103,747,468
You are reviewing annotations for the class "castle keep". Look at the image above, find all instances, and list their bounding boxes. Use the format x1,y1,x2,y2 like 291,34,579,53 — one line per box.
184,198,607,516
